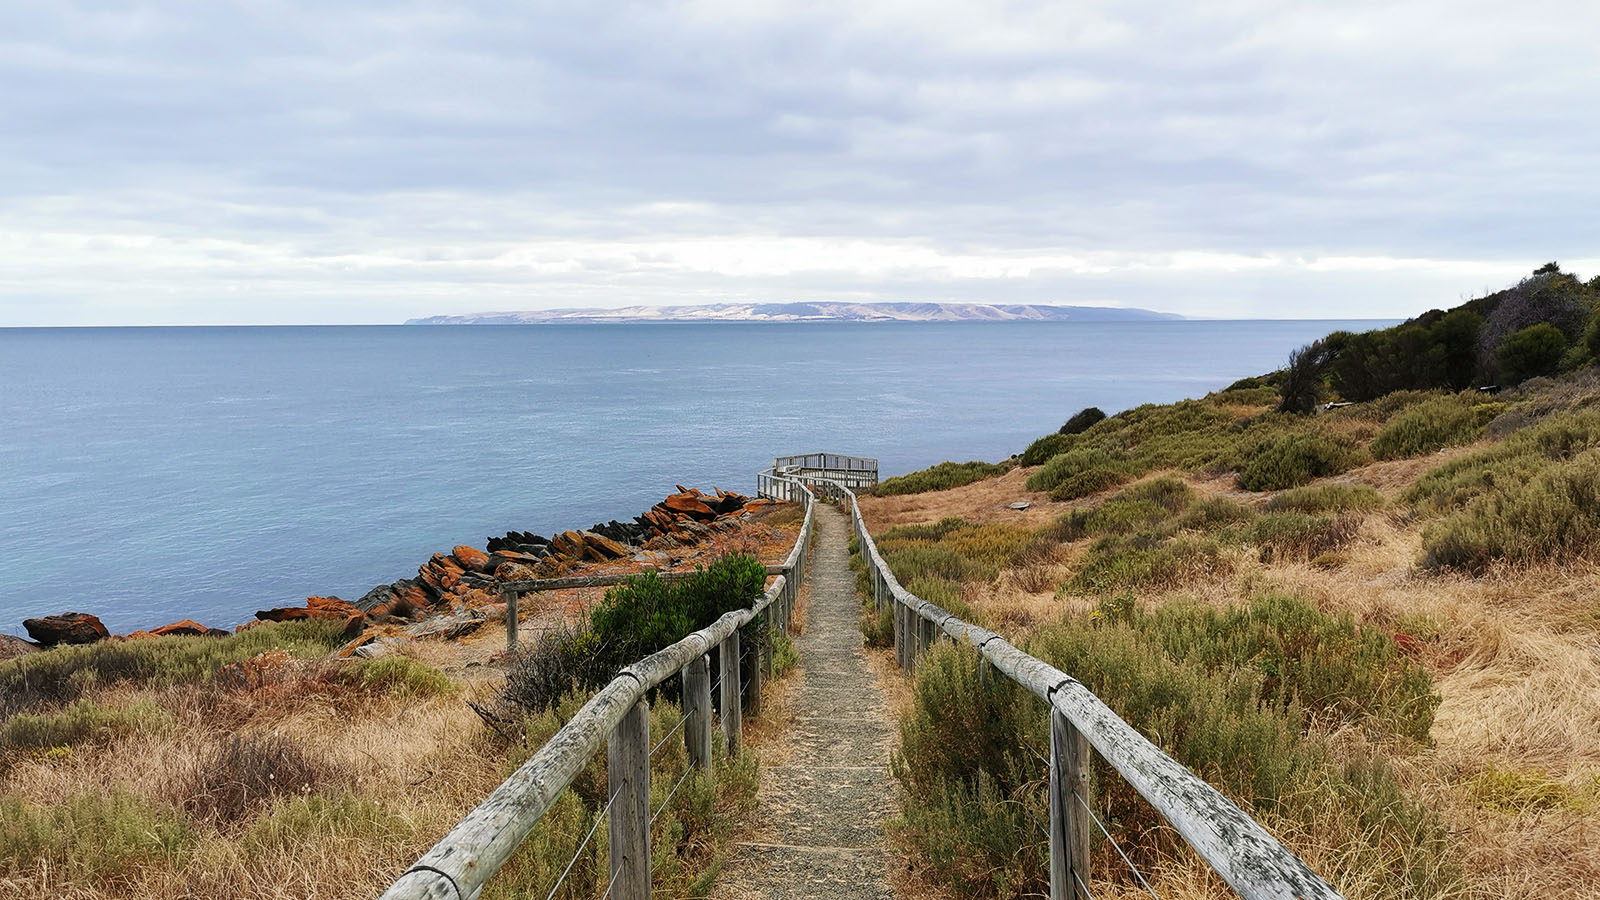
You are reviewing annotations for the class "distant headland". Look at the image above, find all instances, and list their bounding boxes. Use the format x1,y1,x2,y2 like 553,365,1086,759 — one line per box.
404,301,1182,325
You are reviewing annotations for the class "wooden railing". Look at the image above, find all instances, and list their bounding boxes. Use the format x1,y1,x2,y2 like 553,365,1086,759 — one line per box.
776,474,1346,900
379,483,816,900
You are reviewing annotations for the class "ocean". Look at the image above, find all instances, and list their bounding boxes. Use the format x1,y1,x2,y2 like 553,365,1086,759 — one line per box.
0,320,1385,636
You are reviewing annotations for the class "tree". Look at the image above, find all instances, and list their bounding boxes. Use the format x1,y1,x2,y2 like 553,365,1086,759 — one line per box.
1495,323,1567,385
1277,338,1336,414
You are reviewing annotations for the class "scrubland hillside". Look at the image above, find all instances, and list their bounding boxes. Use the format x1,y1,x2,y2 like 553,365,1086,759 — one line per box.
859,265,1600,900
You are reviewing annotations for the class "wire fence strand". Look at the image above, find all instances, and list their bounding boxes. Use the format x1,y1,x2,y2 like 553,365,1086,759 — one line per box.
543,787,620,900
1074,791,1160,900
650,765,696,827
651,709,692,757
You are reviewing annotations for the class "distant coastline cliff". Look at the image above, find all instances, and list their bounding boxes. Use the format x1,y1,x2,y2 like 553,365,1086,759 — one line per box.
405,301,1181,325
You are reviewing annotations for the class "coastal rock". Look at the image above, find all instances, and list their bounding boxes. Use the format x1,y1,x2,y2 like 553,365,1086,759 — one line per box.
255,597,365,639
0,634,41,661
23,612,109,646
418,554,466,593
579,531,630,560
151,619,228,638
452,545,490,572
662,493,716,518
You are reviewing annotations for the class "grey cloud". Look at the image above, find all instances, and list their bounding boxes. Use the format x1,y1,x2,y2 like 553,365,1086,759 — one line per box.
0,1,1596,325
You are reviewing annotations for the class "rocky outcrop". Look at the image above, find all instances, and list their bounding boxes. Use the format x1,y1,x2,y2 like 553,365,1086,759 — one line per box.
254,596,365,638
125,619,230,639
23,612,108,646
0,634,40,661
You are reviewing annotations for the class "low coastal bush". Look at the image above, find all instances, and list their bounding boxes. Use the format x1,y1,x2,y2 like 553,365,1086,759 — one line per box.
1047,475,1194,542
1495,322,1568,385
0,620,349,722
1266,482,1383,514
1019,432,1073,466
1404,410,1600,513
491,554,770,719
239,792,411,856
875,460,1010,496
1370,397,1496,460
0,790,193,883
1069,533,1230,592
1059,406,1107,435
894,594,1450,900
0,697,168,752
1251,512,1363,561
1237,433,1365,492
1176,496,1257,530
337,656,454,699
1421,448,1600,572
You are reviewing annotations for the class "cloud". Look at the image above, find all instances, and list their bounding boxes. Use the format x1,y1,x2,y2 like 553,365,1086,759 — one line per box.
0,1,1596,324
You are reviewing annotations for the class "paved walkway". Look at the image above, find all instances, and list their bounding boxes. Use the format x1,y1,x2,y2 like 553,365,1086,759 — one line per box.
714,503,897,900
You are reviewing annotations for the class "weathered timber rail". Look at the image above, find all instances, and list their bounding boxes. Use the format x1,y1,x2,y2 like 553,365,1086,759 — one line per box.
379,482,818,900
760,473,1347,900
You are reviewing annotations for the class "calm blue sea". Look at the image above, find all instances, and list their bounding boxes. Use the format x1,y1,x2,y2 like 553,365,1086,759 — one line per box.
0,321,1385,636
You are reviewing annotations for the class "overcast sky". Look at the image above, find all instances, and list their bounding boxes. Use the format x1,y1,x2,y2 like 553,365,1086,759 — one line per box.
2,1,1597,326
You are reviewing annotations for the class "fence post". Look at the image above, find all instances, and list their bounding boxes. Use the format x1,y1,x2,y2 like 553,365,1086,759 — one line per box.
720,631,742,752
1049,708,1092,900
684,655,712,770
893,600,907,669
502,586,519,653
609,698,651,900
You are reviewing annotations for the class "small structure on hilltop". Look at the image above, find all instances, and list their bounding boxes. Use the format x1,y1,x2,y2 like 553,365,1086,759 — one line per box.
769,451,878,491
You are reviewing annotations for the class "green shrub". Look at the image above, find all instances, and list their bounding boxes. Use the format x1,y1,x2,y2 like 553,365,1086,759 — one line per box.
876,460,1010,496
1266,483,1383,514
1495,322,1568,385
1251,513,1362,561
1047,466,1133,501
1405,411,1600,512
1059,407,1107,435
1370,397,1494,459
860,603,894,648
1019,432,1074,466
0,697,168,752
1116,476,1195,513
240,792,411,854
591,554,767,672
1069,533,1229,592
1025,447,1130,493
892,644,1048,898
1237,433,1364,492
337,656,454,699
0,790,192,883
906,576,980,624
1176,497,1257,531
0,620,348,722
1421,448,1600,572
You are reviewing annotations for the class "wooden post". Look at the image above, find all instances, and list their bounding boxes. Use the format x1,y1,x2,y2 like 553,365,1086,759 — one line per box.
684,655,711,771
893,601,906,669
608,699,650,900
503,586,519,653
1050,708,1091,900
720,631,742,753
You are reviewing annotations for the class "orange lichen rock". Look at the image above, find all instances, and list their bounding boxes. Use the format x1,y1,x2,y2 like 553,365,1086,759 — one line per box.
452,545,490,572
